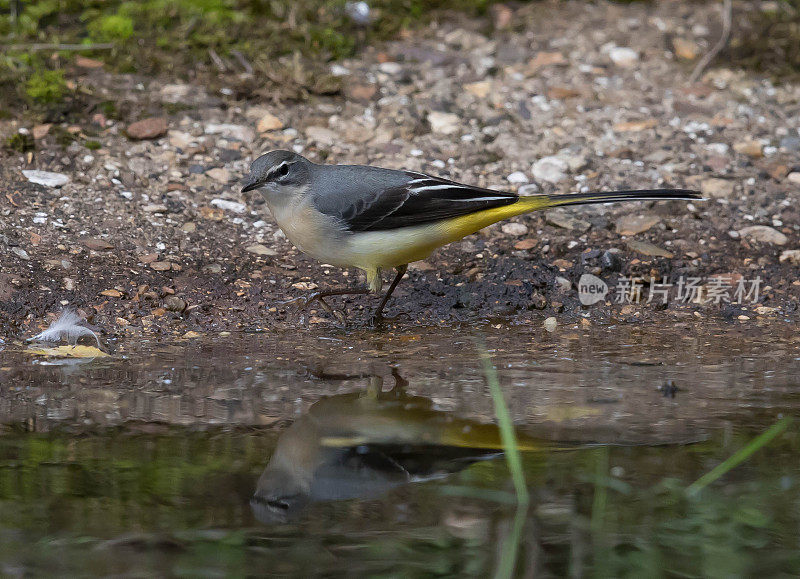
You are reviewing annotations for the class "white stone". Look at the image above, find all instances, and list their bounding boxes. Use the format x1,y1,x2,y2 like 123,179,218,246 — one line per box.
531,156,569,183
608,46,639,67
22,170,69,188
507,171,528,184
543,317,558,332
210,198,247,214
160,83,192,103
518,183,540,196
204,123,255,143
501,222,528,236
427,111,460,135
738,225,788,245
168,130,194,148
779,249,800,265
245,243,277,256
378,62,402,75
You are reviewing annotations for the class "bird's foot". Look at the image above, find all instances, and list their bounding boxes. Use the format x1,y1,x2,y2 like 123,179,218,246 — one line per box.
281,292,348,326
367,311,410,327
279,291,325,309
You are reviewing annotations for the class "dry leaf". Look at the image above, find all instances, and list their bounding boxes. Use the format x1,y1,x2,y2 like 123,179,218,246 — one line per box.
25,345,109,358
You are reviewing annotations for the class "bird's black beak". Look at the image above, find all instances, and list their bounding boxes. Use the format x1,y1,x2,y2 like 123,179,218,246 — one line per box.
241,177,261,193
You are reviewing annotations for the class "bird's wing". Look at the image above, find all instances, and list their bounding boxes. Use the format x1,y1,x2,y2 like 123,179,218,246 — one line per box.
311,166,518,232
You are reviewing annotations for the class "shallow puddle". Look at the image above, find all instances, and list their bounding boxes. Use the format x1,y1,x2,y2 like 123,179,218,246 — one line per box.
0,321,798,576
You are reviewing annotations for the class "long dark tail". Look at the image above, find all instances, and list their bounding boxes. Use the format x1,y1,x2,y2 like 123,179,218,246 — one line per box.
542,189,702,209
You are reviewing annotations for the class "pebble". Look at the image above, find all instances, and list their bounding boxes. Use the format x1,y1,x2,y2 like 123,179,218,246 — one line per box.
305,126,338,146
514,239,537,250
546,210,591,232
205,123,255,143
779,249,800,265
786,172,800,185
160,83,192,103
465,80,492,98
143,204,168,213
543,317,558,332
22,169,70,188
738,225,788,245
32,124,52,140
126,117,168,140
672,37,699,60
601,250,622,271
245,243,277,256
615,214,661,235
506,171,528,184
210,198,247,214
163,296,187,312
626,240,674,258
700,178,735,199
613,119,657,133
11,247,29,260
206,167,231,183
608,46,639,67
501,222,528,236
257,113,283,133
779,136,800,152
517,183,540,196
427,112,461,135
151,261,172,271
84,239,114,251
378,62,402,75
555,276,572,292
733,140,763,158
531,156,568,183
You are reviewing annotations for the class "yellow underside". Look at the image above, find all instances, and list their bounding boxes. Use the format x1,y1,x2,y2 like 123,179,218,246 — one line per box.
352,197,553,291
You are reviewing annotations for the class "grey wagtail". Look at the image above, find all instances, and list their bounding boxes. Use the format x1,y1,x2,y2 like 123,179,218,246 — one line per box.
241,150,701,321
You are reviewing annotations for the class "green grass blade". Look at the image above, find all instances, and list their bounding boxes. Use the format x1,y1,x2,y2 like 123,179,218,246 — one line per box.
687,416,792,496
474,339,529,579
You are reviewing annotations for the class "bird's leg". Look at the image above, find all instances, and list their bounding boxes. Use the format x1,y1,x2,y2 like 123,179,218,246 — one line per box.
370,264,408,324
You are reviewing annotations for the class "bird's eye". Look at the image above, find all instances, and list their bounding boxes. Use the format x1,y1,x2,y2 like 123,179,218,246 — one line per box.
268,499,290,511
276,163,290,178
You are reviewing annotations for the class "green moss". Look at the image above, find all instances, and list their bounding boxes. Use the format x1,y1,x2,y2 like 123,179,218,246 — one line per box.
25,69,66,104
87,13,135,42
5,132,35,152
84,140,102,150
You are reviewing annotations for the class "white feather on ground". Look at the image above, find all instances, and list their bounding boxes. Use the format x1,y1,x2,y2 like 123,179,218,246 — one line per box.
30,310,101,347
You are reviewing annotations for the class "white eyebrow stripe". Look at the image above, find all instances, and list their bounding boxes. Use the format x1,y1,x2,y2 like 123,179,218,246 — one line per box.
265,161,290,180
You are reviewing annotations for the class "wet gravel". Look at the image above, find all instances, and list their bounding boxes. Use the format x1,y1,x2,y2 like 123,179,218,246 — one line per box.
1,0,798,341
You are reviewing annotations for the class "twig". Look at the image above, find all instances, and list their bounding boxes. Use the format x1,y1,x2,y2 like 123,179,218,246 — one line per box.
688,0,733,84
230,50,253,75
208,47,228,72
2,43,115,51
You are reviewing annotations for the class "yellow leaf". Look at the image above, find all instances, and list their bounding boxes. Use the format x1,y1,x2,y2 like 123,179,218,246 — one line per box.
25,345,110,358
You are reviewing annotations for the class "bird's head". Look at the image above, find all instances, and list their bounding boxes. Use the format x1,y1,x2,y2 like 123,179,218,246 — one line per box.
241,150,312,199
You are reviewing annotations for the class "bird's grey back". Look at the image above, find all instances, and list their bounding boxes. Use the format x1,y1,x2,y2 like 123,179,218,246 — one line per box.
309,163,412,217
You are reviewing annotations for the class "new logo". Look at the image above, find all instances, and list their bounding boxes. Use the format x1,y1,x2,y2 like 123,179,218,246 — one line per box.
578,274,608,305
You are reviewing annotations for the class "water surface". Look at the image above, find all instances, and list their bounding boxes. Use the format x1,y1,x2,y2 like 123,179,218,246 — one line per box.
0,321,798,576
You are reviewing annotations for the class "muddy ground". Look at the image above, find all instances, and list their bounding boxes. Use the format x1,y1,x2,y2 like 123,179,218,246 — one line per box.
1,0,798,344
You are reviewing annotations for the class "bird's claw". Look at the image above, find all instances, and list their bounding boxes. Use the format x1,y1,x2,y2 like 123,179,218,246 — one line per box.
281,292,348,326
280,291,324,309
367,311,409,326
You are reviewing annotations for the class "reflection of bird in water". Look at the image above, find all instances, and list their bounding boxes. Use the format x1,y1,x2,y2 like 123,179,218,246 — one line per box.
251,369,553,523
